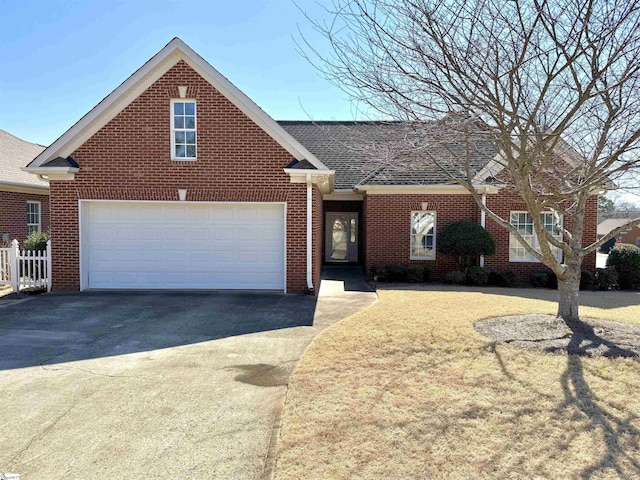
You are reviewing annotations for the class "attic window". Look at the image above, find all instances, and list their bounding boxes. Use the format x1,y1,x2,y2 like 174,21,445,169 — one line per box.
171,99,196,160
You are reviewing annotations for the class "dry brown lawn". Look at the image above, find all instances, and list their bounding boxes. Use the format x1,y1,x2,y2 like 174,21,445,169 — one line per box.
274,286,640,480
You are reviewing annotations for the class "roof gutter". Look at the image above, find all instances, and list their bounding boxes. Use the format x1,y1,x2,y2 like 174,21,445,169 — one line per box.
355,184,500,194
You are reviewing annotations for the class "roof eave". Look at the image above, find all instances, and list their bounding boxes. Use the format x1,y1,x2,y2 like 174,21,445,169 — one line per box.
283,168,335,194
22,166,79,181
355,183,500,194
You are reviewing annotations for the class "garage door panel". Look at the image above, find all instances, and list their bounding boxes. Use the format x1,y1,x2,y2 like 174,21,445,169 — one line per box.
84,202,285,290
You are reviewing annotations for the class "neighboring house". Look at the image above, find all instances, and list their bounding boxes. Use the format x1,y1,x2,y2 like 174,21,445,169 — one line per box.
0,129,49,244
24,38,597,293
598,218,640,247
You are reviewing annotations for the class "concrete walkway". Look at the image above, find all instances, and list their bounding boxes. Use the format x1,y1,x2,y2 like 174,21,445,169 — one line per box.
0,269,376,480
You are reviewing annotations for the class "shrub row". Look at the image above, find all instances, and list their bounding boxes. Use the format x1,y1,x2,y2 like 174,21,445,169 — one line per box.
445,267,516,287
370,264,431,283
370,264,601,290
371,264,517,287
529,269,595,290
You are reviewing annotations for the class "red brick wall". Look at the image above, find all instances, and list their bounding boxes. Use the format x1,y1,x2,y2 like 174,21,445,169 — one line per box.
0,190,50,245
365,194,480,278
485,191,598,276
364,191,599,280
48,60,311,293
616,223,640,246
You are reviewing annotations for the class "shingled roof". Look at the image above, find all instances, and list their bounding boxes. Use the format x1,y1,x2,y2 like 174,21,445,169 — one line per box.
278,121,499,190
0,129,47,189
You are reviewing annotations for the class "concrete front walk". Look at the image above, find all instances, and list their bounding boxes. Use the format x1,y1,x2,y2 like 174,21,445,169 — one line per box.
0,274,376,480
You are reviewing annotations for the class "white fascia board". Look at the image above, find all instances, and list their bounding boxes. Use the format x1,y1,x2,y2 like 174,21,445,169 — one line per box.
323,190,364,201
22,166,79,181
284,168,335,194
283,168,334,176
356,184,470,195
29,38,330,171
473,150,506,184
0,181,50,195
356,184,499,195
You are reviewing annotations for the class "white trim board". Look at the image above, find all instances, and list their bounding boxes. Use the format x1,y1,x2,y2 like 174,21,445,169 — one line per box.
29,38,329,171
356,184,499,195
0,182,50,195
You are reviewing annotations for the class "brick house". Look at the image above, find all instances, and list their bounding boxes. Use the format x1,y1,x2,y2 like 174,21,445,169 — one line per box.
1,129,49,245
25,38,597,293
598,218,640,247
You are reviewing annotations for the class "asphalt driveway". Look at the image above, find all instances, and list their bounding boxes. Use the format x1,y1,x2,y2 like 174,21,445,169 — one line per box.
0,282,376,479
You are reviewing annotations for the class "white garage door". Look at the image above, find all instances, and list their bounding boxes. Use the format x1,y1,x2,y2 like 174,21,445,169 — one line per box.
82,202,285,290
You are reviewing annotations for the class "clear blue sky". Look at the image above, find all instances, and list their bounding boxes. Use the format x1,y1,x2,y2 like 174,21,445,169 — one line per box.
0,0,357,146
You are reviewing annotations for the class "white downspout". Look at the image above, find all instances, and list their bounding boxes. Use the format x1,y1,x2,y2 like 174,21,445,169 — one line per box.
480,190,487,267
306,174,314,292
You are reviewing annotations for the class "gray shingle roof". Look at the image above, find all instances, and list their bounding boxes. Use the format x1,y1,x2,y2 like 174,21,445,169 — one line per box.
278,121,498,189
598,218,640,236
0,129,47,188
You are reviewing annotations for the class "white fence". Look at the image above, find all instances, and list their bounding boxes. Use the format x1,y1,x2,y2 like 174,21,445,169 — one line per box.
0,247,10,286
0,239,51,293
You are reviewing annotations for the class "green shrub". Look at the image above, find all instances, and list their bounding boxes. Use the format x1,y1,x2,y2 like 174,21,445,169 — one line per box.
385,264,408,282
595,267,618,290
606,243,640,289
488,271,502,286
369,265,385,280
444,270,466,285
498,270,517,287
22,230,50,251
466,266,489,285
531,270,557,288
407,265,424,283
437,221,496,267
580,271,594,290
421,266,431,282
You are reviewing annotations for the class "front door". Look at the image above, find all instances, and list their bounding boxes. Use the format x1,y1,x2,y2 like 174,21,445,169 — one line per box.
325,212,358,262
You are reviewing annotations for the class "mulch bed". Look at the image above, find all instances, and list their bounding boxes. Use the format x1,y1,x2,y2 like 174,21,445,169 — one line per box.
475,314,640,358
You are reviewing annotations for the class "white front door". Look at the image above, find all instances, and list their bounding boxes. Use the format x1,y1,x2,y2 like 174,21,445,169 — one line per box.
81,202,285,290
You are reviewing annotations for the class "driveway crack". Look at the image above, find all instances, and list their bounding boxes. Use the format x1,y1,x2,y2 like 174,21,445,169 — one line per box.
8,392,91,467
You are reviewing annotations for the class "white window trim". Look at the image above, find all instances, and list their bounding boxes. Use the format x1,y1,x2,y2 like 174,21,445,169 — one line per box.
509,211,563,263
410,211,437,261
27,200,42,234
170,99,197,161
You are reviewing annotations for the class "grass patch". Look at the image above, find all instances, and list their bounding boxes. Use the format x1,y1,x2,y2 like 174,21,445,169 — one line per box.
274,286,640,479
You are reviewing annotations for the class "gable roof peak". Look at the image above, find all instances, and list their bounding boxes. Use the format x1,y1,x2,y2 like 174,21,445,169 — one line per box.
26,38,328,171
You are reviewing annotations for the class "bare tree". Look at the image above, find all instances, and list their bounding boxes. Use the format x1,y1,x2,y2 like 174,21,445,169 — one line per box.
302,0,640,326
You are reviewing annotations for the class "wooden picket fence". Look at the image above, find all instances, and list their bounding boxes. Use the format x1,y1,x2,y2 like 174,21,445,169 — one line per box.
0,239,52,292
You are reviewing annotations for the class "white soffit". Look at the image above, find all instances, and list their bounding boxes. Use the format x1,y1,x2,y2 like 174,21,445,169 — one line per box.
29,38,329,171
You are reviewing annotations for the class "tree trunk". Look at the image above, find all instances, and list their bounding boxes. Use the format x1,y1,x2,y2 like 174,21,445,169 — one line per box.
557,262,592,333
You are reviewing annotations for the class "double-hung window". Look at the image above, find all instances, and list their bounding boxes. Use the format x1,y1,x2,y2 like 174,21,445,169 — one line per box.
410,211,436,260
27,201,41,234
509,211,563,262
171,100,196,160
